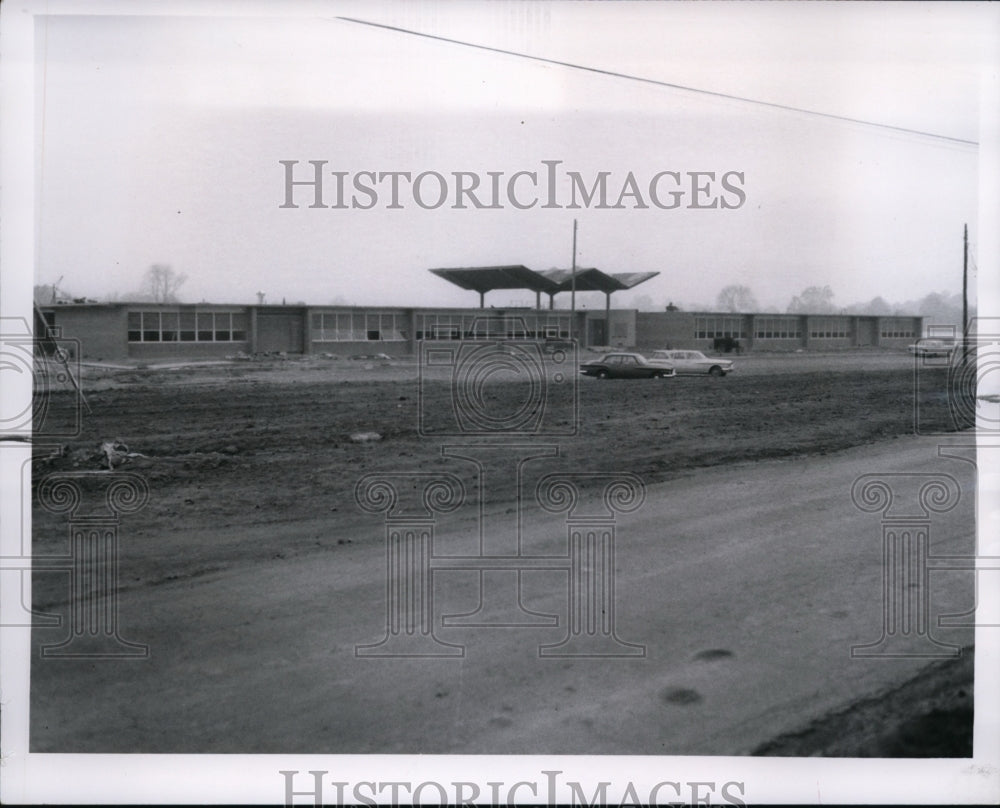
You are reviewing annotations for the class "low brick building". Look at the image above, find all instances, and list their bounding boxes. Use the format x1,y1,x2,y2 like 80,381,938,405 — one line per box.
38,302,921,361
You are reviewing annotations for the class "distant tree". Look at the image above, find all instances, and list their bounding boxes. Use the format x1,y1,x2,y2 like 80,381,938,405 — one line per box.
916,290,969,327
142,264,187,303
631,293,657,311
843,295,891,315
787,285,835,314
34,284,58,304
715,285,759,312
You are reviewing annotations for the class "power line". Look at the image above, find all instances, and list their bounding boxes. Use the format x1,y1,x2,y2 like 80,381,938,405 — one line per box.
336,16,978,148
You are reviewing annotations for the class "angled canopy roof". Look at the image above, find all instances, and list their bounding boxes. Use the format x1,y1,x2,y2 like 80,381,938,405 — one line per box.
537,268,660,293
428,265,561,294
430,265,659,297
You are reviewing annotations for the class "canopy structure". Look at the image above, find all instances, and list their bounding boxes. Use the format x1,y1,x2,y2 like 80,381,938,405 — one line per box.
430,265,659,312
428,265,559,308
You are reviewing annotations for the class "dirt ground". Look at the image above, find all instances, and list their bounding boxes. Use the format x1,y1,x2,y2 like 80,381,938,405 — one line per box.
29,349,974,755
33,351,950,585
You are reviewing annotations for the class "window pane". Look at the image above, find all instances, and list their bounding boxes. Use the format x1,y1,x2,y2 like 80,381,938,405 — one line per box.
160,312,179,341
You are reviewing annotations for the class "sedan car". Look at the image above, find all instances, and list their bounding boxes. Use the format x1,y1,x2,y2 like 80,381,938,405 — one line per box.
580,352,676,379
650,349,734,376
908,339,956,358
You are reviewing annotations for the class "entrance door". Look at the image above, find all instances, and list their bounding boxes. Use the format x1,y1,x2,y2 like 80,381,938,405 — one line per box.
856,319,875,347
588,319,606,347
257,311,305,353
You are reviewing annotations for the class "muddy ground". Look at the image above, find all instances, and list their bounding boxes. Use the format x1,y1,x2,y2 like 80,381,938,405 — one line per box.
29,350,974,755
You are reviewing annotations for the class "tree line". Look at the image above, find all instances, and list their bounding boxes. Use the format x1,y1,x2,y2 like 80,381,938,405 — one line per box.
630,284,972,325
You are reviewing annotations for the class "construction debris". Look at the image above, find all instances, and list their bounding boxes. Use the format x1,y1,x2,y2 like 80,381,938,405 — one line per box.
350,431,382,443
100,439,147,470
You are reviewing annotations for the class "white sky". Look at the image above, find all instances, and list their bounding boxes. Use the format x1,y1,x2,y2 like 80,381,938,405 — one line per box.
31,1,993,311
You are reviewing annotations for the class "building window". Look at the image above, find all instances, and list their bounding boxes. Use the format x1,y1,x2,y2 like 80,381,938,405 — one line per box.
880,318,915,339
695,316,745,339
127,310,247,342
414,312,570,341
809,317,850,339
180,311,196,341
754,317,802,339
312,311,405,342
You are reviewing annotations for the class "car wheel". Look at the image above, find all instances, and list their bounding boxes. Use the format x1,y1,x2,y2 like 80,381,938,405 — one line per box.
596,369,609,379
709,366,724,377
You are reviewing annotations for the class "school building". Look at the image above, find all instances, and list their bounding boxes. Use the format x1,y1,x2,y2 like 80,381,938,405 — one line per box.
37,265,921,361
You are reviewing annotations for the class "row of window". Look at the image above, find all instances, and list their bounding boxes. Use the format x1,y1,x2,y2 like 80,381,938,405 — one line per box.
311,312,406,342
415,314,571,341
880,319,915,338
694,317,745,339
119,309,916,344
128,311,247,342
810,318,851,339
754,318,802,339
696,316,858,340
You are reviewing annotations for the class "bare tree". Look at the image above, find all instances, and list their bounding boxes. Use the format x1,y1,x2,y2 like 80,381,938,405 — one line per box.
142,264,188,303
34,284,58,305
715,284,759,312
787,285,835,314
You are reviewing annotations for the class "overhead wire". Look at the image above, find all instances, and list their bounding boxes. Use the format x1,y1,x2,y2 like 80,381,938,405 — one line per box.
336,15,979,149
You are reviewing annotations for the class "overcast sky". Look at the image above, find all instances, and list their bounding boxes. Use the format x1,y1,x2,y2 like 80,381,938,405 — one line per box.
32,1,993,312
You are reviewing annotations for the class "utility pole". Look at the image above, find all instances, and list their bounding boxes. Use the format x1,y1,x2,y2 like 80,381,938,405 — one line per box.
570,218,577,341
962,223,968,367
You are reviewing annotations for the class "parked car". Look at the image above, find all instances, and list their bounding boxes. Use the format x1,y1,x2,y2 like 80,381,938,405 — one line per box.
580,352,676,379
650,350,734,376
908,338,956,358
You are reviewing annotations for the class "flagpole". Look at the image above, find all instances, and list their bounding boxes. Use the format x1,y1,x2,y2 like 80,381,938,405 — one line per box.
570,218,577,341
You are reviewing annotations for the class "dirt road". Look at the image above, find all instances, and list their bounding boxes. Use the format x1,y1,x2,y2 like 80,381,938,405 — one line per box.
29,431,975,753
